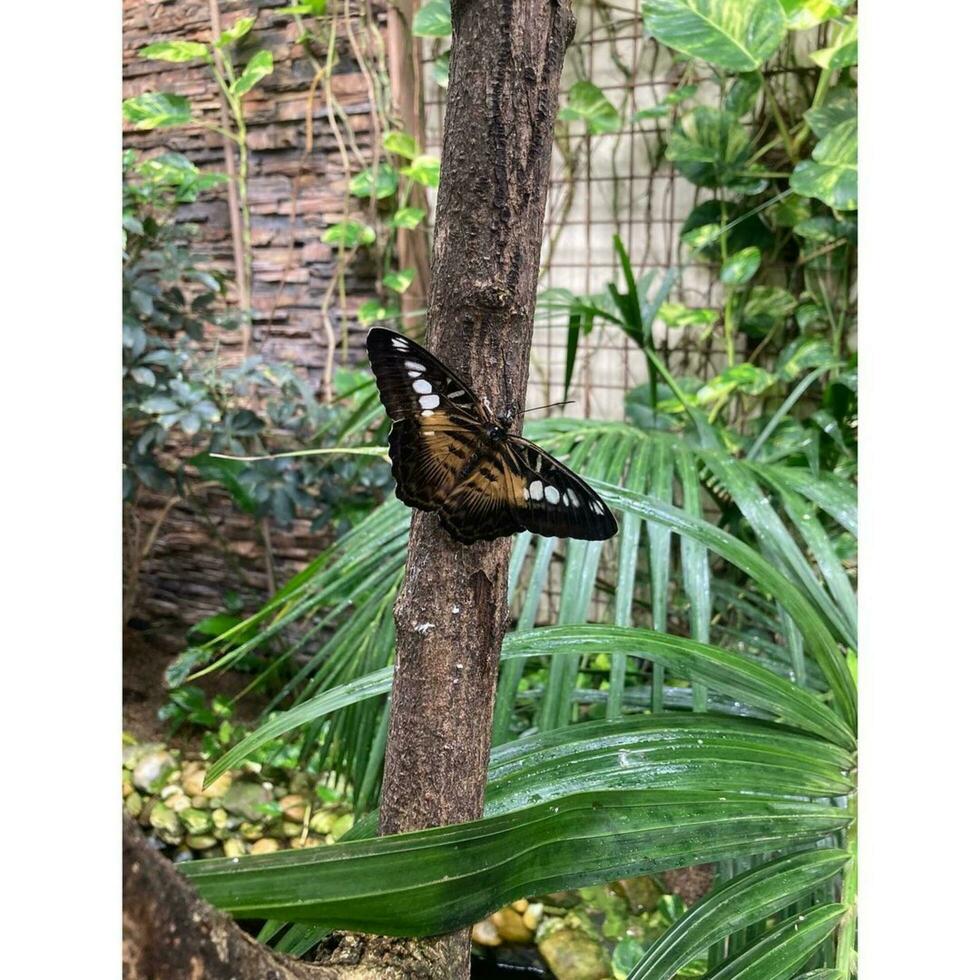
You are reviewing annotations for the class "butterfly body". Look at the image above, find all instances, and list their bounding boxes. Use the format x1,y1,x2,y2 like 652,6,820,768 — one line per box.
366,328,618,545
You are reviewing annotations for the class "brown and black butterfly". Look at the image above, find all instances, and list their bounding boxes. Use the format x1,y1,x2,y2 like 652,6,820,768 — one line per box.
366,327,618,545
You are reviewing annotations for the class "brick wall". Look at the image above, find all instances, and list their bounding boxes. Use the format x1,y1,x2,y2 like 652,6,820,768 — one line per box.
123,0,394,632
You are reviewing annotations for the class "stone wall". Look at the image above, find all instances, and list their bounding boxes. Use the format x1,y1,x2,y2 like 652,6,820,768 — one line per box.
123,0,394,632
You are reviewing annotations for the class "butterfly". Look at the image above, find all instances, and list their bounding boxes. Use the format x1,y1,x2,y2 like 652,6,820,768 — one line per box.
366,327,618,545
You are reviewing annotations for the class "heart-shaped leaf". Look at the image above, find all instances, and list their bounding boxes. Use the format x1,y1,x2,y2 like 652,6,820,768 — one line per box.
720,246,761,286
230,50,274,98
123,92,192,130
641,0,787,72
559,81,622,135
412,0,451,37
140,40,209,63
790,118,857,210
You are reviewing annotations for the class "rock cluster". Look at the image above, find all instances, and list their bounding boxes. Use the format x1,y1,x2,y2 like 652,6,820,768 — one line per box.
123,738,354,861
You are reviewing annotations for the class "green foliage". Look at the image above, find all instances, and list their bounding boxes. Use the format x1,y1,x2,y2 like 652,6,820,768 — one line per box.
641,0,787,72
177,391,856,964
559,81,622,135
666,108,759,190
412,0,451,38
629,850,849,978
398,155,441,188
390,207,426,230
779,0,851,31
322,220,376,248
139,40,209,63
122,151,391,528
791,118,857,210
382,130,420,159
123,92,192,129
217,16,255,48
349,163,400,199
231,50,275,97
719,247,762,286
122,151,235,496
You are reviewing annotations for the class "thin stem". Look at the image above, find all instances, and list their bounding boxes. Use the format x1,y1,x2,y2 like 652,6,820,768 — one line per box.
763,75,798,164
205,1,250,360
746,366,835,461
723,293,736,368
790,27,839,157
836,820,858,977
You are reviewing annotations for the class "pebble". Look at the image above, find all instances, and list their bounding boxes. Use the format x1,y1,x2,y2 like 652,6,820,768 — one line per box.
124,792,143,818
471,918,502,947
202,771,233,799
222,780,272,820
491,907,533,944
179,808,213,836
250,838,280,855
133,750,178,793
522,902,544,932
149,802,183,845
537,928,611,980
309,809,334,835
239,821,264,841
279,794,308,823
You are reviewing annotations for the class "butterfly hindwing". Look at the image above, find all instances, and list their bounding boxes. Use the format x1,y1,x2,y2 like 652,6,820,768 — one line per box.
505,438,618,541
387,410,484,513
436,445,526,544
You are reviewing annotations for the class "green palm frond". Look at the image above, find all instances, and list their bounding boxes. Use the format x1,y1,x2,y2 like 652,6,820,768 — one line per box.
193,416,855,798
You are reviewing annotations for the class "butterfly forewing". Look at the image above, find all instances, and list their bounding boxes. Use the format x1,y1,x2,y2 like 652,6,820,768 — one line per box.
366,327,617,544
366,328,485,425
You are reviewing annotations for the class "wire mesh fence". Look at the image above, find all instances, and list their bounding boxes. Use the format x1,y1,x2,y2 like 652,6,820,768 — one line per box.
419,0,744,425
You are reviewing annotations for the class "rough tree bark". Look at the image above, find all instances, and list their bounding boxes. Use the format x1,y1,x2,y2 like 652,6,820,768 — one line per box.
375,0,576,976
123,816,461,979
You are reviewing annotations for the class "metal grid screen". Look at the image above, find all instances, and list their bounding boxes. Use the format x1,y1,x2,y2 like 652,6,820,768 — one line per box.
420,0,733,423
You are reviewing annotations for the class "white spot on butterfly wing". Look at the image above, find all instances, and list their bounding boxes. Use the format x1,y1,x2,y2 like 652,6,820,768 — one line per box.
567,488,580,507
391,337,409,350
529,480,544,501
408,370,422,379
404,360,425,371
544,485,560,505
523,487,530,500
412,379,432,394
419,394,440,410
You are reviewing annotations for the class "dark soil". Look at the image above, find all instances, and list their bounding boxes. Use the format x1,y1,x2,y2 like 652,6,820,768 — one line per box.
123,624,266,753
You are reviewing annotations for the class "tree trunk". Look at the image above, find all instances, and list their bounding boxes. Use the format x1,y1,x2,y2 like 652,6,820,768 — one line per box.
375,1,576,976
387,0,431,313
124,816,463,979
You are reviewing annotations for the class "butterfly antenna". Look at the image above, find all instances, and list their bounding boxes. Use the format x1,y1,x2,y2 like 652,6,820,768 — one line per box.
516,399,574,417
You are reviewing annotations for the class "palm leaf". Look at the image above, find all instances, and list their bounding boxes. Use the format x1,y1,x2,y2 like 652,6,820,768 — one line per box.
628,850,849,979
